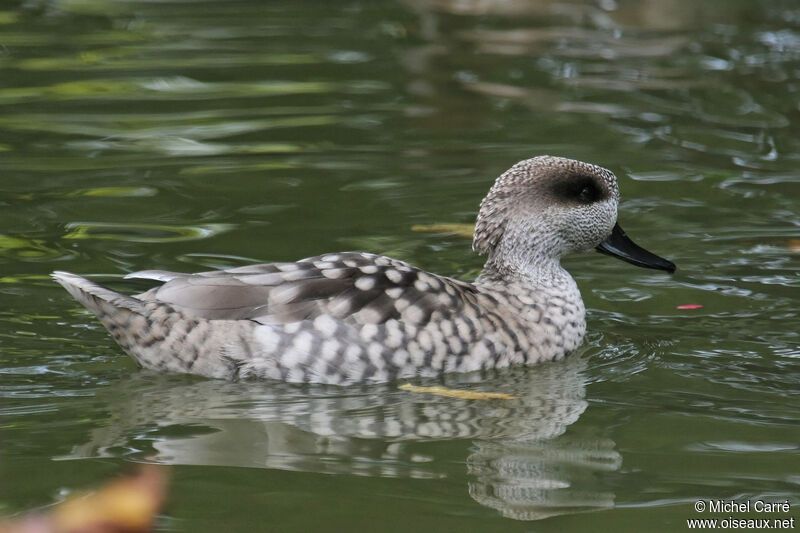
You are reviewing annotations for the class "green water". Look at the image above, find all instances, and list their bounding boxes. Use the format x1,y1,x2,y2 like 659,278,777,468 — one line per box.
1,0,798,530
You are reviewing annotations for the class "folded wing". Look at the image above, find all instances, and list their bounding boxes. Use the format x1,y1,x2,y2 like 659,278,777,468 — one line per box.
129,252,478,327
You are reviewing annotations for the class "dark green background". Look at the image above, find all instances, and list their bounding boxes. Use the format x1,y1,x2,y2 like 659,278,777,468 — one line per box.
1,0,798,531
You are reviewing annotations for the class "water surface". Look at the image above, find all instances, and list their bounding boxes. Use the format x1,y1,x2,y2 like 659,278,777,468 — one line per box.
1,0,799,531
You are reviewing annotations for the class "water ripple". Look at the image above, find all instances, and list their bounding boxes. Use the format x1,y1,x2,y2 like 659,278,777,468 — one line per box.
63,222,234,243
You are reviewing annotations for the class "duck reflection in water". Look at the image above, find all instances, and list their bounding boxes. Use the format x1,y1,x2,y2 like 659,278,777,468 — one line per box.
64,356,620,520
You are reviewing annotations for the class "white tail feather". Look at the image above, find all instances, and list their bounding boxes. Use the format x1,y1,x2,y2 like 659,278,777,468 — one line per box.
51,271,147,316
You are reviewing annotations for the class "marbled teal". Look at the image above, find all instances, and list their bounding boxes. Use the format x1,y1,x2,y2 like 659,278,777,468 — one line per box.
52,156,675,384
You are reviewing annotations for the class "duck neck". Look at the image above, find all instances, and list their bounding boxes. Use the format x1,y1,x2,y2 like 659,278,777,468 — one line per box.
477,250,572,290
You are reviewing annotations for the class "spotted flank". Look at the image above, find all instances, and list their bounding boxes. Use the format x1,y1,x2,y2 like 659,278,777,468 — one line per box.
52,156,675,385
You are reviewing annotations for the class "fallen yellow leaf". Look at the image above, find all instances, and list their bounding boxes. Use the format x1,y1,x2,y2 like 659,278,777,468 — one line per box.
54,465,167,532
411,223,475,239
787,239,800,253
0,465,168,533
398,383,516,400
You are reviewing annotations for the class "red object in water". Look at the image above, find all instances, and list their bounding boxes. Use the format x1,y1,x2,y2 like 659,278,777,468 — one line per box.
676,304,703,310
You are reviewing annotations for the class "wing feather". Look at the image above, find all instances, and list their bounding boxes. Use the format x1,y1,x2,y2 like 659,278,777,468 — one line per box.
138,252,475,326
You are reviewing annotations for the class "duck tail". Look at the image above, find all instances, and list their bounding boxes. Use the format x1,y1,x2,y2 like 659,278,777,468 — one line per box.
51,271,147,318
52,271,240,379
51,271,161,362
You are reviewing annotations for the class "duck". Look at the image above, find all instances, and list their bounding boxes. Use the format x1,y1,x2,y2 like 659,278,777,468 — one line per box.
52,155,675,385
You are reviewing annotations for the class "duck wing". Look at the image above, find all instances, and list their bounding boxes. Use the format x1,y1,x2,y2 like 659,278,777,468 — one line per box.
128,252,478,326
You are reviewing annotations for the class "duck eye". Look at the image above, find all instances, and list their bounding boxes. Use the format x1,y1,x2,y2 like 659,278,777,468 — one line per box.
552,175,604,204
577,185,594,203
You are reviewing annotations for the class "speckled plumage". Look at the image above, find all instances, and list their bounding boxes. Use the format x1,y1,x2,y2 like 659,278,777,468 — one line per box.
52,156,667,385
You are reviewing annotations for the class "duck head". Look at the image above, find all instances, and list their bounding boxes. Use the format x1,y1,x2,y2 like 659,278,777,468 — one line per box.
474,156,675,276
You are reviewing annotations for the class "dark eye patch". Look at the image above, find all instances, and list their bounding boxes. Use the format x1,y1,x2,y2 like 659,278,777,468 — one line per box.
552,175,605,205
